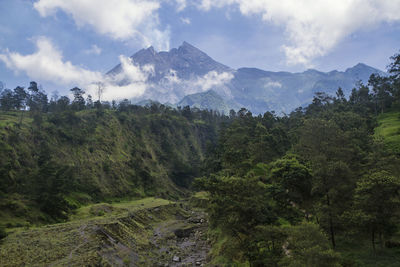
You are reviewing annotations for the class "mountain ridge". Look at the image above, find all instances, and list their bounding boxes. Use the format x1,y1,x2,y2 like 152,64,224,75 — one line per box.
107,42,385,114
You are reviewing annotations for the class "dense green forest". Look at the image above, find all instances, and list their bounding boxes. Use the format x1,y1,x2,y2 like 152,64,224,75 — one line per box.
194,52,400,266
0,84,227,226
1,52,400,266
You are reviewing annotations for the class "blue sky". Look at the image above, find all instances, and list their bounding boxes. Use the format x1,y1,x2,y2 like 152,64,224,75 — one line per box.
0,0,400,97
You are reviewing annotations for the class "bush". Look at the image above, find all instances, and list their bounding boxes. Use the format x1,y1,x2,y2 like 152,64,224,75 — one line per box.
0,225,7,240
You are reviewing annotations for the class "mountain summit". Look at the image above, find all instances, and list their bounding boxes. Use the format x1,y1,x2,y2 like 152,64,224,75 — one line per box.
107,43,384,114
108,41,231,81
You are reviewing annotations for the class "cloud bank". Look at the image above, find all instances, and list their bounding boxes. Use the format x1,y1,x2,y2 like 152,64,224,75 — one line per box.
197,0,400,66
0,37,154,101
0,37,102,85
152,69,234,103
34,0,170,51
0,37,234,103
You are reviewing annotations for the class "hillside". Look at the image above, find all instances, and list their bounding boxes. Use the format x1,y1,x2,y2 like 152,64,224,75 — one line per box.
0,196,209,266
0,107,221,227
177,90,238,115
375,111,400,154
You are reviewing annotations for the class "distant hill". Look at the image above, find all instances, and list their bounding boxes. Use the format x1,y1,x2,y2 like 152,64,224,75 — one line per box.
177,90,239,115
107,42,385,114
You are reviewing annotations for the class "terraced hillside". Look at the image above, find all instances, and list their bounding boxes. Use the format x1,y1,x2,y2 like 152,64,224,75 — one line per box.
0,196,209,266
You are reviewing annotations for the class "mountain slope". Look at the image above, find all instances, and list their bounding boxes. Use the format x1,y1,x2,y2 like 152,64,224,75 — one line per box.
0,108,220,226
177,90,238,114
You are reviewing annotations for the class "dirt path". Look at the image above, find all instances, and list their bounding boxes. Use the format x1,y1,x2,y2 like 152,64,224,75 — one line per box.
149,207,210,266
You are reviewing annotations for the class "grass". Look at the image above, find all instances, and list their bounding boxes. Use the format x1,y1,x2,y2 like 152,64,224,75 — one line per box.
375,111,400,153
0,197,177,267
70,197,171,220
0,111,32,128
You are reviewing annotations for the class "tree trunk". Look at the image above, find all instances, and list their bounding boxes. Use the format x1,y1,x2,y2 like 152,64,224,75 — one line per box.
326,193,336,249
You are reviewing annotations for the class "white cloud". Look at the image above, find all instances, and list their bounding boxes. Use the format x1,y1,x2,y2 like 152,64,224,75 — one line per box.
180,17,191,25
92,56,154,100
198,0,400,66
34,0,170,51
132,69,234,104
84,44,102,55
193,71,234,92
0,37,102,86
0,37,154,100
175,0,187,11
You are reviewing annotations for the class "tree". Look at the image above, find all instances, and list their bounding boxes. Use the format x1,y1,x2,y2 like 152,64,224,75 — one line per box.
94,81,104,102
196,175,278,239
268,155,313,219
13,86,27,110
296,118,354,248
70,87,85,110
353,171,400,251
279,222,341,267
195,174,280,265
246,225,286,266
118,99,131,112
369,74,393,114
57,96,70,111
387,51,400,105
0,89,14,111
86,94,94,109
27,81,48,113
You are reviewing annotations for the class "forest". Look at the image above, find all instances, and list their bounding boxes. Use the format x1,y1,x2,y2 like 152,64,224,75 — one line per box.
0,52,400,266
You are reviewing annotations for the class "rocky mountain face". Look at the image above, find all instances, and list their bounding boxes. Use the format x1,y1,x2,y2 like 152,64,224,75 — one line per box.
107,42,384,114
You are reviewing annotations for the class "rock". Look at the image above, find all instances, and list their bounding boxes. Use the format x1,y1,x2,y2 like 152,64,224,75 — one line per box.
172,255,181,262
174,227,195,238
195,261,202,266
200,219,204,223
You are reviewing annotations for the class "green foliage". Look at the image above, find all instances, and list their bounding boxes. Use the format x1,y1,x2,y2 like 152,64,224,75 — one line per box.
352,171,400,249
197,175,278,236
0,104,223,224
0,225,6,240
279,222,341,267
267,155,313,214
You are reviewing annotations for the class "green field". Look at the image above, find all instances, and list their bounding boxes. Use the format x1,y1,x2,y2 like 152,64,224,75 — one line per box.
375,111,400,154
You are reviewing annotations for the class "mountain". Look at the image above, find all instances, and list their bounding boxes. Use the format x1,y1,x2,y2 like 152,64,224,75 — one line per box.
108,41,232,81
228,64,386,113
107,42,385,114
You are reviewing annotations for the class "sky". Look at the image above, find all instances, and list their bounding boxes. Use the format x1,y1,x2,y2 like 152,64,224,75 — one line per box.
0,0,400,97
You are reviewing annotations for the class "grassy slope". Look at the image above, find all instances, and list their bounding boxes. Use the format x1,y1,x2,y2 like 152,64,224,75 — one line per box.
375,111,400,154
0,197,180,266
0,109,215,227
